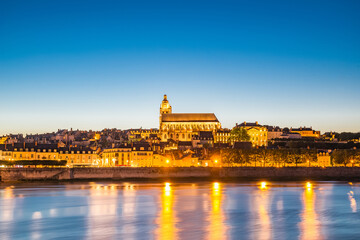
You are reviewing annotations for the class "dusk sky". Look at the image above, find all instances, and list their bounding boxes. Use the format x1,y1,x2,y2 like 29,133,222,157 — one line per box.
1,0,359,135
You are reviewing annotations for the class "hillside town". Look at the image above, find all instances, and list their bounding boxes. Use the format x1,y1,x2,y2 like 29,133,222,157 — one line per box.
1,95,360,168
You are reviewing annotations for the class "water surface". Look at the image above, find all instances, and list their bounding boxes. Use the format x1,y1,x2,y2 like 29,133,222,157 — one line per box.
1,181,359,239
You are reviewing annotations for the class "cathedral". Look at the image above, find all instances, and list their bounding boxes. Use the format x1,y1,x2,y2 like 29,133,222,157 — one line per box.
159,95,221,142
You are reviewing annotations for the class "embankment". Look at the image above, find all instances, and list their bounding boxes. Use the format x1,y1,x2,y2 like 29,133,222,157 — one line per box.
1,167,360,182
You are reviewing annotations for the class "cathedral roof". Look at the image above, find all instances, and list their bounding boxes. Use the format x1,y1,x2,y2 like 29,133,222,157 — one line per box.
161,113,219,122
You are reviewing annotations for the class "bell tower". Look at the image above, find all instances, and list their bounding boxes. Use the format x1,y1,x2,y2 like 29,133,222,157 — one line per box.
160,94,172,127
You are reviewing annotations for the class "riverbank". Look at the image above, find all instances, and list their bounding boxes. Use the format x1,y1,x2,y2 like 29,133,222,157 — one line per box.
1,167,360,182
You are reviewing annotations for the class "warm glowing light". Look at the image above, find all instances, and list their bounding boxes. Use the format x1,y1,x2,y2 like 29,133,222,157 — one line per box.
260,181,267,189
208,181,226,239
205,162,208,167
213,182,220,196
165,182,171,190
157,181,177,239
166,159,170,164
214,160,218,164
299,183,323,239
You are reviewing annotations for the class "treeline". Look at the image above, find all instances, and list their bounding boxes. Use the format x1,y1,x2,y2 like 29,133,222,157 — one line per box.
221,149,318,167
0,160,67,166
335,132,360,141
331,149,360,166
269,140,360,150
220,148,360,167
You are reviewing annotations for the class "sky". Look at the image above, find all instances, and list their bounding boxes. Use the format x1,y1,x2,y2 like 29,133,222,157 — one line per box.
1,0,360,135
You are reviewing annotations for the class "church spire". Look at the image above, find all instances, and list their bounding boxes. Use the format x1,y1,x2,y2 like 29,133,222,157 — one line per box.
160,94,172,127
160,94,172,115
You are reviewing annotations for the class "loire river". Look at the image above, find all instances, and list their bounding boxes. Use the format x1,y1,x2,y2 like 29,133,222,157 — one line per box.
0,181,359,239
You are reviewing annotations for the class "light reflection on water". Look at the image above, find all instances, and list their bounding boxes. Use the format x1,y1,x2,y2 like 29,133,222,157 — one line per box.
299,183,323,240
0,181,360,239
156,182,177,240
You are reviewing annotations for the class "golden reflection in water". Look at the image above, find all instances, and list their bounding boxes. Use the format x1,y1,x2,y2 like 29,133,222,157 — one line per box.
156,182,177,240
251,182,271,240
260,181,268,190
87,183,118,238
1,187,15,222
299,183,323,240
207,182,227,240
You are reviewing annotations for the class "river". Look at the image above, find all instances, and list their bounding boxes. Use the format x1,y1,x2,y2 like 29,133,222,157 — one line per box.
0,181,359,239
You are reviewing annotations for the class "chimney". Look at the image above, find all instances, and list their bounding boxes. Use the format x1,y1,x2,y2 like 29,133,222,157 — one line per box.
255,121,258,125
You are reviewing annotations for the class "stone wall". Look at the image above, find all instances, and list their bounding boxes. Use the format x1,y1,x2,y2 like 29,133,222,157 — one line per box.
1,167,360,182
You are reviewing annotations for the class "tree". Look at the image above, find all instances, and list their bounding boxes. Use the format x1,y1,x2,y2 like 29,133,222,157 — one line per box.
222,149,250,166
258,148,272,167
291,149,305,167
302,149,317,167
228,127,250,143
331,149,349,166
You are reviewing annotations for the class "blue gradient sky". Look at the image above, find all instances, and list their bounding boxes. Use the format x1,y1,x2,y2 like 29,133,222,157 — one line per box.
1,0,360,135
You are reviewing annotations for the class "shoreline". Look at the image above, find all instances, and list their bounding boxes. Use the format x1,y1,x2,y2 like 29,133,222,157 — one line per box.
1,167,360,182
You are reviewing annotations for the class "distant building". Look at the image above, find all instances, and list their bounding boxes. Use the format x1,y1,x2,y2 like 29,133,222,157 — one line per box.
266,126,283,140
131,144,154,167
101,143,153,167
290,127,320,138
279,132,302,139
214,128,231,143
236,121,268,147
317,151,331,167
192,131,214,148
0,143,97,167
159,95,221,142
127,129,159,142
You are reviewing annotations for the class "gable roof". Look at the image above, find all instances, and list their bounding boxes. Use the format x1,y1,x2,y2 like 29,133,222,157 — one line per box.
161,113,219,122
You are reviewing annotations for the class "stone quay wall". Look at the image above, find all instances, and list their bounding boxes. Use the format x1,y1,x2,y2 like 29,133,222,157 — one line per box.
1,167,360,182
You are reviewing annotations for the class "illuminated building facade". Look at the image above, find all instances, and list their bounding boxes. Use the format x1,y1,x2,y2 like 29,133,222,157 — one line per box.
214,129,231,143
236,122,268,147
290,127,320,138
101,144,153,167
101,145,132,167
0,143,97,166
58,148,97,167
317,152,331,167
127,129,159,142
159,95,221,142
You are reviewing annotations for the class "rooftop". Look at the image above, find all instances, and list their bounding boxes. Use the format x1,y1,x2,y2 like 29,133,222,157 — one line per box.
161,113,219,122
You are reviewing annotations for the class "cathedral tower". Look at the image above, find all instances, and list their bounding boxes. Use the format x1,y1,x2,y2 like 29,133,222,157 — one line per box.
160,94,172,126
